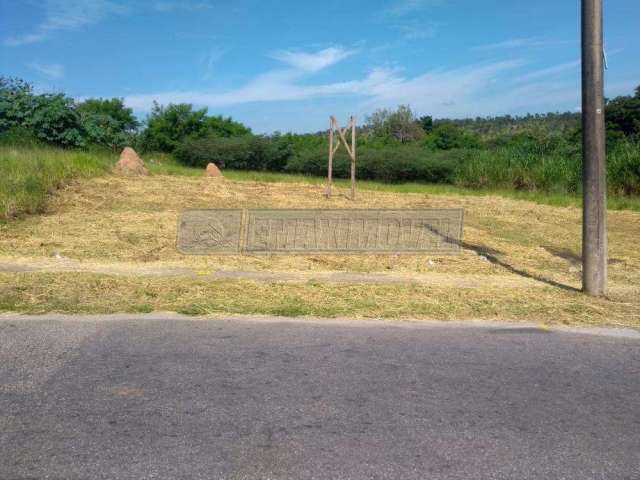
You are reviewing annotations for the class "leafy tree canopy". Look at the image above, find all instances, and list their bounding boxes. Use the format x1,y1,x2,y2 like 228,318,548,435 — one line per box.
0,77,83,147
141,102,251,152
365,105,424,143
606,88,640,139
418,115,433,133
76,98,138,131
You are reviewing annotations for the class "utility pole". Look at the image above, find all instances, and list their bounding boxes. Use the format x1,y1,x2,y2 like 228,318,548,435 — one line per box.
581,0,607,296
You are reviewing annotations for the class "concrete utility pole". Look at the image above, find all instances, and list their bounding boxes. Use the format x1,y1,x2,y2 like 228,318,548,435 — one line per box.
581,0,607,296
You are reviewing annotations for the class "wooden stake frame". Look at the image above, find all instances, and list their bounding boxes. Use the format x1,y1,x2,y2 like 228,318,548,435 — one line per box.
326,115,357,200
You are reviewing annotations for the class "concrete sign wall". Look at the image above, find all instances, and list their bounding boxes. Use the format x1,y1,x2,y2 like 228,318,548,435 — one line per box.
177,209,464,255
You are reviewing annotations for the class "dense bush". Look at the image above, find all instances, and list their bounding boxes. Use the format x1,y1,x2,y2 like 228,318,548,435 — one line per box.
424,123,482,150
175,135,251,168
606,90,640,139
2,75,639,199
174,134,292,170
1,78,138,149
0,79,84,147
0,126,41,147
285,145,460,183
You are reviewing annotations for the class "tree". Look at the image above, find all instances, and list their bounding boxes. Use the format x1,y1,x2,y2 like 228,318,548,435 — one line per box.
418,115,433,133
28,94,84,147
0,77,36,133
77,98,138,131
204,115,251,137
0,77,83,147
635,84,640,99
606,89,640,139
140,103,252,152
425,123,482,150
77,98,139,149
365,105,424,143
141,102,208,152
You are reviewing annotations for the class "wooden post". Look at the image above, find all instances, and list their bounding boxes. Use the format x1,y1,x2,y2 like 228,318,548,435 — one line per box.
326,116,334,198
350,116,356,201
581,0,607,296
326,115,357,200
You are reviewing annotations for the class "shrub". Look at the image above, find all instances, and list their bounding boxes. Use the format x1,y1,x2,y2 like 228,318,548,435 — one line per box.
285,144,460,183
424,123,482,150
174,134,294,171
0,126,41,147
27,94,84,148
80,113,133,150
174,135,253,168
0,78,84,148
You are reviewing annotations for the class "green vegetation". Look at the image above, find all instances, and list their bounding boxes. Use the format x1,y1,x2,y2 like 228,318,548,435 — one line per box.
0,146,114,219
1,75,639,216
0,77,137,149
138,102,251,152
1,272,637,328
220,169,640,212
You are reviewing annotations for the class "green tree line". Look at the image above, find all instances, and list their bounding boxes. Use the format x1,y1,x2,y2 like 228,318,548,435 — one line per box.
1,76,639,195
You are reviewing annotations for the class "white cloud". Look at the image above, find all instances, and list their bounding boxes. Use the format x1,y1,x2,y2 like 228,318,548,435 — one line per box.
515,60,580,83
473,37,552,51
28,62,65,79
117,52,639,132
122,59,523,119
4,0,126,46
271,47,355,72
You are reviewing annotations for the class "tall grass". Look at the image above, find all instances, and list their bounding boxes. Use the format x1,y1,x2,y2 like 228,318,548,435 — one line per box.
455,141,640,195
0,146,114,219
1,144,639,222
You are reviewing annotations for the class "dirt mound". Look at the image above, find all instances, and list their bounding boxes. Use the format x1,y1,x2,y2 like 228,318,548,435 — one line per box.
205,163,223,178
113,147,149,176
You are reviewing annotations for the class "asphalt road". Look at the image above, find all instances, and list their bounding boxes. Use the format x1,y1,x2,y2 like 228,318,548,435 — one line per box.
1,314,639,480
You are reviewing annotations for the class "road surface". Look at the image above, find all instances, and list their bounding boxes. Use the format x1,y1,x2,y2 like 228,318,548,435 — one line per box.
1,314,639,479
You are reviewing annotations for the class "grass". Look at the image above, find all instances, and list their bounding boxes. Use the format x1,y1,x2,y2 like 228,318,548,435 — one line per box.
222,169,640,212
2,145,639,222
0,145,639,327
1,273,638,328
0,166,638,327
0,146,115,220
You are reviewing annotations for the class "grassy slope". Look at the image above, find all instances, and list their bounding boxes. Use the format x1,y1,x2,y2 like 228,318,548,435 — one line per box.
0,146,115,219
2,146,639,219
0,146,638,327
149,158,640,211
0,163,638,327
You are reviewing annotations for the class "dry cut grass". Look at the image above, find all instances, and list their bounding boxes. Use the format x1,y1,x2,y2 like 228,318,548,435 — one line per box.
0,173,638,326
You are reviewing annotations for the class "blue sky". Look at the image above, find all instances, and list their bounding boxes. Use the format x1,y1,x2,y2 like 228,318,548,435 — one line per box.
1,0,638,133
